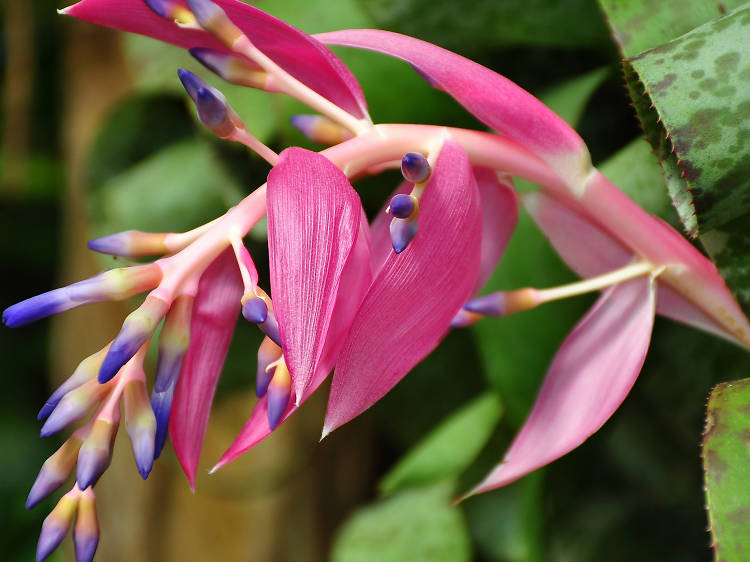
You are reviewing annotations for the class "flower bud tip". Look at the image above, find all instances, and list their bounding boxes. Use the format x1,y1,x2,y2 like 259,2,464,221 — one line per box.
242,296,268,324
401,152,431,183
390,218,418,254
388,193,418,219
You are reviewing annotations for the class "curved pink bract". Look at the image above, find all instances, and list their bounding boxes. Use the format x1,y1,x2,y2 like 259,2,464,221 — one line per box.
267,148,371,403
168,249,242,489
316,29,590,182
324,138,483,434
468,277,656,495
64,0,368,119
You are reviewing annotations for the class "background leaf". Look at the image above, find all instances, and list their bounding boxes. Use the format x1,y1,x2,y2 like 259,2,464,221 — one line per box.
91,139,243,235
379,393,502,496
703,378,750,561
332,481,472,562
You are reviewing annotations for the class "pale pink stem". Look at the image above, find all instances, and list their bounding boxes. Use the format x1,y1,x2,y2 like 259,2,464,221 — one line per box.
228,128,279,166
232,35,372,135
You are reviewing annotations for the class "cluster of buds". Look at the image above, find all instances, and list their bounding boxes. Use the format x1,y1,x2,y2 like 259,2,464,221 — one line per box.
6,0,750,559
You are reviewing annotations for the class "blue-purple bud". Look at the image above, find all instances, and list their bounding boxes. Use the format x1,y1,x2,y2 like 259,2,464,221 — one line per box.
3,264,161,328
389,193,417,219
143,0,174,18
38,347,106,420
259,310,281,346
124,380,157,479
401,152,431,183
27,437,83,509
256,337,282,398
242,296,268,324
151,383,176,459
267,363,291,430
77,420,118,489
390,218,418,254
463,293,505,316
73,489,99,562
40,381,110,438
36,491,79,561
178,69,240,137
185,0,243,46
99,296,169,383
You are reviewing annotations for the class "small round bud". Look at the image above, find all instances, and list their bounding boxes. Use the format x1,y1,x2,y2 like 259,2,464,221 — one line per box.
401,152,431,183
389,194,417,219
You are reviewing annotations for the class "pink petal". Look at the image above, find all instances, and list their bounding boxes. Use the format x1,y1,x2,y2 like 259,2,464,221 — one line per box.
467,277,656,496
583,171,750,348
316,29,587,170
63,0,368,119
656,285,740,345
267,148,371,403
323,137,482,435
168,248,242,489
473,168,518,293
525,190,750,346
523,191,631,278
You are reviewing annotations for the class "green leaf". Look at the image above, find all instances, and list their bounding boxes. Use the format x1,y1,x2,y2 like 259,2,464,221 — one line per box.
702,216,750,316
622,5,750,235
463,473,544,562
91,139,243,236
379,393,502,496
358,0,610,51
703,378,750,561
539,67,610,128
332,482,471,562
599,0,746,58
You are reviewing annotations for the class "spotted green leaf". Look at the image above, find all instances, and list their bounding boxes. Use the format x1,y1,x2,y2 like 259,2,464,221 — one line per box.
379,393,502,496
703,378,750,561
621,5,750,235
332,482,471,562
599,0,745,58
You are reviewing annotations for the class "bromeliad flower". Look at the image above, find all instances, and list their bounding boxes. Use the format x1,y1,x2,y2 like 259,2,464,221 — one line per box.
6,0,750,559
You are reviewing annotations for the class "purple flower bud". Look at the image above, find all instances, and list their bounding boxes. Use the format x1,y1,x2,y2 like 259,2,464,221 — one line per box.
40,380,110,438
88,230,169,258
259,310,281,346
185,0,243,46
289,114,353,145
389,193,417,219
98,296,169,383
3,264,161,328
401,152,431,183
463,292,506,316
178,68,240,137
27,437,83,509
143,0,176,19
390,218,418,254
151,383,176,460
242,296,268,324
38,346,106,420
267,361,291,430
256,337,282,398
36,491,79,561
123,380,157,479
190,48,269,90
73,489,99,562
77,420,118,489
